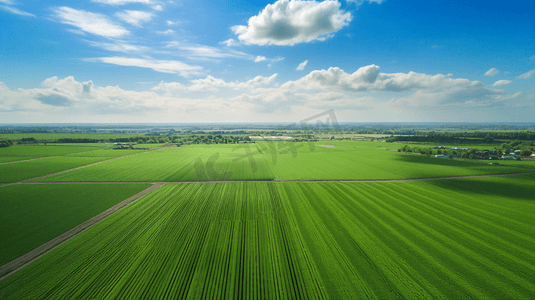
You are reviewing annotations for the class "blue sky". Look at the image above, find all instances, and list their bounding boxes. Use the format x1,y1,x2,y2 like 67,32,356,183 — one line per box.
1,0,534,123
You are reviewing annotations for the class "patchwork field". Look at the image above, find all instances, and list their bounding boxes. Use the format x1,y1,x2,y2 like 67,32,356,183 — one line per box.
1,177,534,299
0,183,152,266
41,141,525,182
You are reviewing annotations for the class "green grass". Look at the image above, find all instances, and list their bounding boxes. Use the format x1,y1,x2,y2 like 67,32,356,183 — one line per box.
0,145,98,162
1,177,533,299
40,141,525,182
0,183,151,266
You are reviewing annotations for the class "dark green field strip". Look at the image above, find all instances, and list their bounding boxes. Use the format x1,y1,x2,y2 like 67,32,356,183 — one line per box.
0,183,152,266
1,180,534,299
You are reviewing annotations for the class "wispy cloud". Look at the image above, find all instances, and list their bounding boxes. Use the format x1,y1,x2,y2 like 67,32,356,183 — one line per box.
492,80,513,86
157,29,175,35
0,5,35,17
85,40,149,53
296,60,308,71
483,67,499,76
94,56,202,76
220,39,239,47
231,0,352,46
116,10,154,27
166,42,253,61
517,69,535,80
166,20,179,26
54,7,129,38
0,0,15,5
92,0,152,5
254,56,266,62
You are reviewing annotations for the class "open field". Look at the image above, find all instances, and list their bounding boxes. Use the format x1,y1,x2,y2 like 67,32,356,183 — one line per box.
0,183,151,266
1,178,533,299
41,141,525,182
133,143,167,148
0,145,98,163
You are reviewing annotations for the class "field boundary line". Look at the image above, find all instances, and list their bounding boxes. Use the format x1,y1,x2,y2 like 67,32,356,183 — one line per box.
0,183,164,281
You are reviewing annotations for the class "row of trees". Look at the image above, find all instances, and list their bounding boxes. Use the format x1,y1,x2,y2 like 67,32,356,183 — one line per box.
0,140,13,148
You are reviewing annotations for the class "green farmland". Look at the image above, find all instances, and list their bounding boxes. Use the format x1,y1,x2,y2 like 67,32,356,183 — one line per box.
0,145,98,163
0,183,151,266
1,179,533,299
41,141,525,182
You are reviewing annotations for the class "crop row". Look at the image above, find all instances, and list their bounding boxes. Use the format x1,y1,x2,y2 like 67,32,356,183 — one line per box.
1,177,533,299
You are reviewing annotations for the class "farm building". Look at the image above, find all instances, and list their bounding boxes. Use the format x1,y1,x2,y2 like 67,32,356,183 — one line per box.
434,154,448,158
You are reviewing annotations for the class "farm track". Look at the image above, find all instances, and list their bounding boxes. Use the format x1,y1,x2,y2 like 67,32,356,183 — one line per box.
0,183,164,281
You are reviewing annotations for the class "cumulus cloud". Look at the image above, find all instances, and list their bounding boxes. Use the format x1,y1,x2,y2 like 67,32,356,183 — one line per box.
255,56,267,62
231,0,352,46
157,29,175,34
95,57,202,76
166,20,179,26
296,60,308,70
92,0,152,5
517,69,535,80
272,64,525,108
492,80,513,86
0,5,35,17
116,10,154,27
484,68,499,76
54,7,129,38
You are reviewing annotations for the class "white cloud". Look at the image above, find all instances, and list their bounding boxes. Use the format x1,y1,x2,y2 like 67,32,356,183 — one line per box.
492,80,513,86
85,40,149,53
346,0,385,4
152,5,163,11
255,56,267,62
54,7,129,38
152,74,277,92
220,39,239,47
271,65,523,108
484,68,499,76
296,60,308,70
517,69,535,80
92,0,152,5
0,5,35,17
231,0,352,46
116,10,154,27
166,20,179,26
0,0,15,4
157,29,175,34
165,42,253,61
95,57,202,76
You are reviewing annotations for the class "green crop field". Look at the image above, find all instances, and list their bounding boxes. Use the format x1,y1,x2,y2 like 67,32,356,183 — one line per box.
0,183,151,266
133,143,167,148
1,177,533,299
0,145,98,163
0,156,112,183
40,141,525,182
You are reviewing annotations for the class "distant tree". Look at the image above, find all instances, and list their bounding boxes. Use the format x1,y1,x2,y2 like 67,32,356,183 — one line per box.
520,149,533,157
482,134,494,143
